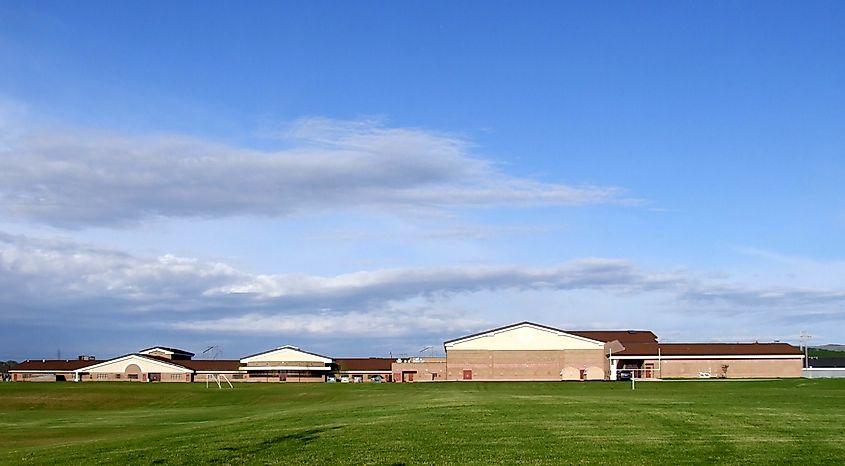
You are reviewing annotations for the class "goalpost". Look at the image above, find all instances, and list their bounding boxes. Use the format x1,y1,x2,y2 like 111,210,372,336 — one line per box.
206,373,234,389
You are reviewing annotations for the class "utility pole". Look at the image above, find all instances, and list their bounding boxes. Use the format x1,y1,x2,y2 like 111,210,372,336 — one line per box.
800,331,812,369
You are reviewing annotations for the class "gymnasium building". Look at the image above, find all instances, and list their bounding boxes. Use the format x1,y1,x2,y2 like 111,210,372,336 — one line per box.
9,321,804,382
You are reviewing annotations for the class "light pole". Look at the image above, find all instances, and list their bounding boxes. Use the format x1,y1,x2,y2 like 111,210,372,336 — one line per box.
800,331,812,369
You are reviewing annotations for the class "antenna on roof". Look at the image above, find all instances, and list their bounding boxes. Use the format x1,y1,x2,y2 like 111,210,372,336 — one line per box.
202,345,221,360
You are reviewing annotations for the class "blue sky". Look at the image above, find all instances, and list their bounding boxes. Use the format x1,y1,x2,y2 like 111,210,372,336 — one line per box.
1,1,844,360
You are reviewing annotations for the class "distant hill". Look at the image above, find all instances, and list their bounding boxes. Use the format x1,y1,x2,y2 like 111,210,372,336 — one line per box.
815,344,845,351
808,345,845,358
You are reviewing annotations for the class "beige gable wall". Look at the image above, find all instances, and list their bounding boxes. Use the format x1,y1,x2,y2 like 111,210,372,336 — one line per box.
446,349,607,381
446,324,604,351
83,356,192,374
240,347,331,364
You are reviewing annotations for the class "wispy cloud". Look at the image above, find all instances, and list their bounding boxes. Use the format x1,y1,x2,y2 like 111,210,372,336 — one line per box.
0,115,635,228
2,232,844,339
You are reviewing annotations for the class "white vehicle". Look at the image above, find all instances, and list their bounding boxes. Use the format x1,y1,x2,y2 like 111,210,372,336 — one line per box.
340,376,349,383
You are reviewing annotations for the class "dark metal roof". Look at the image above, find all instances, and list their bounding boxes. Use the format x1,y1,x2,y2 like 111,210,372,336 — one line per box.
808,358,845,368
138,346,195,357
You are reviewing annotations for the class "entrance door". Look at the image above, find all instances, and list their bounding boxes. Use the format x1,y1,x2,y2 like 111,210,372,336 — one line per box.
463,370,472,380
148,373,161,382
644,363,654,379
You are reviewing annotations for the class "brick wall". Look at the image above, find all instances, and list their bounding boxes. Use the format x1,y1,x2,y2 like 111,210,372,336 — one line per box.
446,349,607,381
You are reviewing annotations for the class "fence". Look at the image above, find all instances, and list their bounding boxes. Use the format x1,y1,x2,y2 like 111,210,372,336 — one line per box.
803,368,845,378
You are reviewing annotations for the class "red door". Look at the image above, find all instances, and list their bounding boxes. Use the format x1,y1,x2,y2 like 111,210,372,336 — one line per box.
463,370,472,380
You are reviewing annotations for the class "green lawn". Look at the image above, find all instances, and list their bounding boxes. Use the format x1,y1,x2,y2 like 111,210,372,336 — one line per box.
1,379,844,465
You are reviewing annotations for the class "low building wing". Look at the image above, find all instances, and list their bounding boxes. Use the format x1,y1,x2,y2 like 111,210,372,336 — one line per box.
335,358,394,372
12,359,100,372
615,342,803,357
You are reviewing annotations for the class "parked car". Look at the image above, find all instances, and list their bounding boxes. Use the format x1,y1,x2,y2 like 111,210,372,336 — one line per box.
340,376,349,383
326,376,336,383
618,370,633,381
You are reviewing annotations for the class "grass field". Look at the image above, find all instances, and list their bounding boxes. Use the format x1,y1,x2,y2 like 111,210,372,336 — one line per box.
1,379,844,465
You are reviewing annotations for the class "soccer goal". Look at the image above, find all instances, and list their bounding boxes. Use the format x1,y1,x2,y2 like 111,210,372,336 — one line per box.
205,373,234,389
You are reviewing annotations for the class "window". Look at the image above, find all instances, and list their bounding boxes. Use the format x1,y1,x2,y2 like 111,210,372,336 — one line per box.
97,374,108,380
114,374,121,379
170,374,182,380
249,371,280,378
127,374,139,380
231,374,244,379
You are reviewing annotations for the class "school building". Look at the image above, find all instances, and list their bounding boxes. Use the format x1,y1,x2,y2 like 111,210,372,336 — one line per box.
9,321,804,382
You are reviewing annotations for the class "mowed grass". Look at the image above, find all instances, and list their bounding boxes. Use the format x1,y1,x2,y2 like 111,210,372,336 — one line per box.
1,379,844,465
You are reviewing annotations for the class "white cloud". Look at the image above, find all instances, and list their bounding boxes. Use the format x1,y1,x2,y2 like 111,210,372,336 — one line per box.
168,306,485,338
1,232,844,341
0,115,634,228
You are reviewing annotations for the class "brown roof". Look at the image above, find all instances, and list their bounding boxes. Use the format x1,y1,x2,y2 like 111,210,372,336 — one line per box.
335,358,394,371
141,355,240,371
173,359,242,371
616,342,803,357
568,330,658,344
11,359,100,371
612,342,659,356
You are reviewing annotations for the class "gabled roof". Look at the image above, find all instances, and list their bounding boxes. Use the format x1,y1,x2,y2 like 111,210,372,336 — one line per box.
444,321,623,346
240,345,332,363
335,358,394,371
11,359,100,372
138,346,195,357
